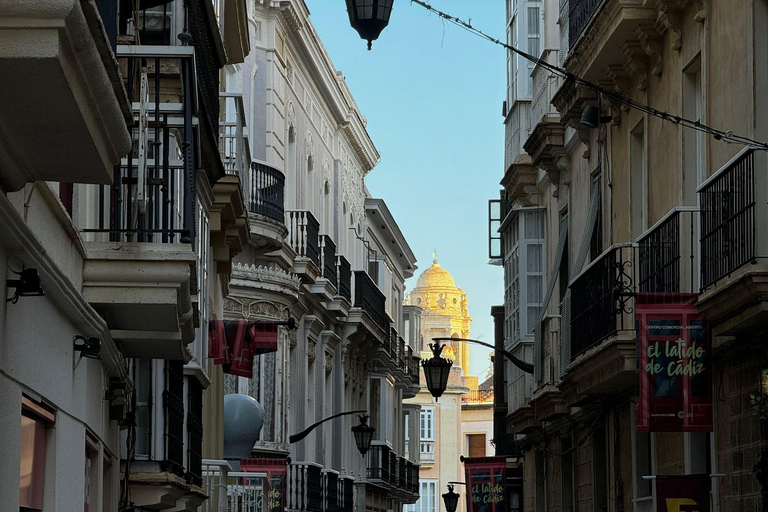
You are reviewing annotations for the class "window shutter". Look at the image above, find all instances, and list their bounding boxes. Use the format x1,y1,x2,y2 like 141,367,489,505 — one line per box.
468,434,486,457
560,291,571,378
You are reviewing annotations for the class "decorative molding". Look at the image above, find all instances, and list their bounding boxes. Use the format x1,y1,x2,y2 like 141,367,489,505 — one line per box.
324,350,333,376
656,0,684,51
306,132,314,159
635,24,663,76
232,263,302,293
308,337,317,364
287,101,296,133
622,40,650,91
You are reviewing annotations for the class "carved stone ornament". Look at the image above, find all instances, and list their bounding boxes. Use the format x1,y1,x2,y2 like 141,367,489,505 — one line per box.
288,330,298,350
308,338,317,364
287,102,296,133
325,350,333,376
306,132,314,159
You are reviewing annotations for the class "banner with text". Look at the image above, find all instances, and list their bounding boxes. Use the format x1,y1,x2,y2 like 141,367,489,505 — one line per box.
636,293,712,432
656,474,710,512
240,458,287,512
463,457,507,512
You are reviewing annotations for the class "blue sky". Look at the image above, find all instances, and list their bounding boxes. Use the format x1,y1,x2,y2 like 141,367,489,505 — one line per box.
306,1,505,378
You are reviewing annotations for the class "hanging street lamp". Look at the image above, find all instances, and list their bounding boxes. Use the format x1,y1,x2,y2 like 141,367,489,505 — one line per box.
345,0,394,50
422,337,535,401
421,342,453,402
442,483,464,512
289,409,375,456
351,415,376,456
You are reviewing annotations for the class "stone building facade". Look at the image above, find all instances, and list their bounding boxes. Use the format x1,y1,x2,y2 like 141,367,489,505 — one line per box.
492,0,768,511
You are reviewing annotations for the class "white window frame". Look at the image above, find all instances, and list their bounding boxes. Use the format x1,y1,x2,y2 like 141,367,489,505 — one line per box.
406,479,438,512
420,407,435,441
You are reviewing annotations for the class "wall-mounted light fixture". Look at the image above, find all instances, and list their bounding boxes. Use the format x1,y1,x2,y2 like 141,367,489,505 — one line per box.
6,267,44,303
73,336,101,360
580,105,612,129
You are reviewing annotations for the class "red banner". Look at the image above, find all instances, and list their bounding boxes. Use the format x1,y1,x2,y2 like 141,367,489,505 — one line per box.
463,457,507,512
636,294,712,432
208,320,279,378
656,474,710,512
240,458,287,512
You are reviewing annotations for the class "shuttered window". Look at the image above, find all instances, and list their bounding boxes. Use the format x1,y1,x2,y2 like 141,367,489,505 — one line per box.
467,434,486,457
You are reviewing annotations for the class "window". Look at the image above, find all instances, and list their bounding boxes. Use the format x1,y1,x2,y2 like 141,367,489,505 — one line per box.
630,121,647,239
368,259,380,285
133,359,152,458
404,412,411,460
406,479,438,512
558,210,569,301
523,211,545,335
527,4,541,94
370,379,381,440
59,183,74,217
631,405,654,512
195,200,211,365
683,56,703,205
103,454,113,512
505,210,545,344
590,170,603,261
85,433,99,512
686,432,712,475
420,407,435,440
467,434,486,457
20,396,55,510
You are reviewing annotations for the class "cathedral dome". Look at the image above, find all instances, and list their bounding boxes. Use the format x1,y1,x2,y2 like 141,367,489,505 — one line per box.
415,258,456,289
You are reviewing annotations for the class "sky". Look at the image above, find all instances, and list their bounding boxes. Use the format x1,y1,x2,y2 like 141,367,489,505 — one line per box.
306,1,506,379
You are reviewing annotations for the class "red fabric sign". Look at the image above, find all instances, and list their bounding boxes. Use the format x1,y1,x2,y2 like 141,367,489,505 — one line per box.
463,457,507,512
240,458,287,512
656,474,710,512
636,294,712,432
208,320,279,378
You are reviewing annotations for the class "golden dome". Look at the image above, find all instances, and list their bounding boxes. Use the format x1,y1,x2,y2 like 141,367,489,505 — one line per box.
415,258,456,289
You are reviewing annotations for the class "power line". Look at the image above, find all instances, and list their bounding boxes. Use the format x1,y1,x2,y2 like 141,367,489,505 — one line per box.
410,0,768,150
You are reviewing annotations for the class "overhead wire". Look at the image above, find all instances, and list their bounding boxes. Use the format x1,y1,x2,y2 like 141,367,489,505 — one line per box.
409,0,768,150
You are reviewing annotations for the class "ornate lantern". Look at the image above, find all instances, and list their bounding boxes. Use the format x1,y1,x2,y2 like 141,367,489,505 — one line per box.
345,0,394,50
442,484,461,512
422,342,453,401
352,415,376,455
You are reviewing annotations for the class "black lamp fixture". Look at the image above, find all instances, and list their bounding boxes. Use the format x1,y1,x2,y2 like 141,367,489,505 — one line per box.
345,0,394,50
580,105,612,129
6,267,44,303
421,342,453,402
289,409,374,456
442,483,463,512
351,415,376,456
73,335,102,360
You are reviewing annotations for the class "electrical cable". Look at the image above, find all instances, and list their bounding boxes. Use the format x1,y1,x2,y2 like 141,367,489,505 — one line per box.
409,0,768,150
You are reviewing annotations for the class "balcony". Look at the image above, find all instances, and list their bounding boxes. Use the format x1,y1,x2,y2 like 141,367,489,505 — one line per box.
219,93,250,186
0,0,132,192
419,441,435,464
565,243,637,396
366,443,392,487
568,0,605,49
287,210,321,282
340,475,355,512
201,460,231,512
530,51,562,131
328,255,353,317
81,52,198,359
323,470,340,512
345,271,388,344
287,462,323,512
637,207,699,294
374,326,399,371
492,433,522,458
249,162,288,253
697,149,768,337
308,235,339,302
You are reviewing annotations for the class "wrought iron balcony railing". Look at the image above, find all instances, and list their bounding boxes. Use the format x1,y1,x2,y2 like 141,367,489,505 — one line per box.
568,0,605,49
407,461,419,493
188,0,222,136
320,235,338,288
82,52,197,244
699,149,756,289
398,456,408,489
637,208,699,293
336,255,352,301
340,476,354,512
287,462,323,512
201,460,230,512
287,210,321,266
398,337,406,369
492,433,522,458
219,93,250,189
570,243,636,360
323,470,340,512
250,162,285,222
388,451,398,487
366,443,391,482
354,271,388,333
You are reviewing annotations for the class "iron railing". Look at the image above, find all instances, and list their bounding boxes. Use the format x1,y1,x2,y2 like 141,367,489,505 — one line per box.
354,271,388,333
388,451,398,487
83,52,197,244
398,456,408,489
408,462,419,493
163,360,185,477
340,476,354,512
201,460,231,512
462,388,494,404
638,208,699,293
568,0,604,48
367,443,391,482
320,235,338,288
699,149,756,289
219,93,250,189
189,0,222,135
419,441,435,463
398,337,406,369
186,380,204,486
492,433,522,458
570,244,636,359
287,210,321,266
336,255,352,301
323,471,340,512
250,162,285,222
287,462,323,512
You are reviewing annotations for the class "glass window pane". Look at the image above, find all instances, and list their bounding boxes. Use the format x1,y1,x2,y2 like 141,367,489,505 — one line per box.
527,275,543,303
527,244,542,272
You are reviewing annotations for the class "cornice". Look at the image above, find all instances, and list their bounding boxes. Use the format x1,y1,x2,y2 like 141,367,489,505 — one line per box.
231,263,302,297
